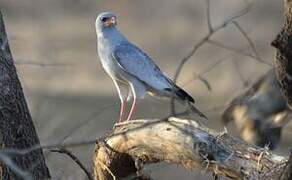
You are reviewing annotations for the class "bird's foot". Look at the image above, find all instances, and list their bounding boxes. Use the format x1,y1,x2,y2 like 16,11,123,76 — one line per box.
113,119,152,129
114,120,130,129
113,122,123,129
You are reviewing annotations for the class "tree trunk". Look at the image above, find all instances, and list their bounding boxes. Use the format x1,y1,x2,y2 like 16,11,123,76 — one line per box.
271,0,292,108
0,11,50,179
271,1,292,178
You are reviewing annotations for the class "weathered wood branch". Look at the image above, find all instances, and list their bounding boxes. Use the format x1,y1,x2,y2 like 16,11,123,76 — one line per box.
93,118,287,180
0,11,50,179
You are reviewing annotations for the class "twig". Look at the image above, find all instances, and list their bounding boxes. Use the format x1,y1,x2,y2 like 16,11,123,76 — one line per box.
14,60,72,67
197,75,212,91
60,103,117,142
0,139,98,156
50,148,93,180
207,39,272,66
232,22,260,59
171,1,253,113
174,0,252,83
232,58,249,87
206,0,212,32
181,55,231,88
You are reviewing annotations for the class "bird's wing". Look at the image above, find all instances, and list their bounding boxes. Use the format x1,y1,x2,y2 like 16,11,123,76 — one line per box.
112,43,172,90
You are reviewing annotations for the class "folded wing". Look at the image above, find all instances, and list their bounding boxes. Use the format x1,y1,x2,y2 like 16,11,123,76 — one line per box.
112,43,172,91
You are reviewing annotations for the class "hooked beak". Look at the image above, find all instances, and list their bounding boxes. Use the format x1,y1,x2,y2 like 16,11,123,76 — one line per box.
105,16,116,27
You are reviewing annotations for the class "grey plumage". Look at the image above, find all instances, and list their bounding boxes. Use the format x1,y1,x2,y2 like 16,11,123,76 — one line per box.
222,69,291,149
95,12,206,122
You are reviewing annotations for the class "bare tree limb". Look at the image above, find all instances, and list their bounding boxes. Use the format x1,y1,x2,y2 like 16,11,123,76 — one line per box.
171,1,253,113
207,39,272,66
14,59,71,67
50,148,93,180
93,118,287,180
206,0,212,32
181,55,231,88
173,1,252,84
0,139,98,156
232,59,249,87
232,22,259,59
197,75,212,91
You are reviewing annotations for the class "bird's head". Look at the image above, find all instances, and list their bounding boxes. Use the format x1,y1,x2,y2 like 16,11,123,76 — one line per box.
95,12,117,33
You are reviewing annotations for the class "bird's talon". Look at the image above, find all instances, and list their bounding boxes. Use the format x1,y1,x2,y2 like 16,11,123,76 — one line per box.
113,122,123,129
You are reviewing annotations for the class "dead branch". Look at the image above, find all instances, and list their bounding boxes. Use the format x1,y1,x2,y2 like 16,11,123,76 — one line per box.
14,59,71,67
50,148,93,180
232,21,267,65
181,55,232,88
171,1,252,113
173,1,252,84
207,39,271,66
232,59,249,87
93,117,287,180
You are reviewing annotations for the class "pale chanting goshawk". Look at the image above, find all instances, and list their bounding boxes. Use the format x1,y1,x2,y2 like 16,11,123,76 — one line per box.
95,12,206,122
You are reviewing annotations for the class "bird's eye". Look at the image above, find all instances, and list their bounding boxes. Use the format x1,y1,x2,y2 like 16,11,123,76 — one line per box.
101,17,107,22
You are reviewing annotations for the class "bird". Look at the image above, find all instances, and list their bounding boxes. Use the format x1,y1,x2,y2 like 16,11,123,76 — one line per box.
221,69,291,150
95,11,206,123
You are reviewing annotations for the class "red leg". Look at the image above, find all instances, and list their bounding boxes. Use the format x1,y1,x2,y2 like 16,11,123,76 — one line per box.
126,97,136,121
118,100,126,122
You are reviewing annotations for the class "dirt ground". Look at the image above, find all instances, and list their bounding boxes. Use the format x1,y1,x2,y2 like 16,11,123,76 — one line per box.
0,0,291,179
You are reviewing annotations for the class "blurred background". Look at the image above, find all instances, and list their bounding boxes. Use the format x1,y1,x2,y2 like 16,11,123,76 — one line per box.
0,0,290,179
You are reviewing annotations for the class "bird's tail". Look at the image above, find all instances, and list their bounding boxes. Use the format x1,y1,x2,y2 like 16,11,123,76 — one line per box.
175,86,207,119
186,101,208,119
165,85,207,119
175,88,195,103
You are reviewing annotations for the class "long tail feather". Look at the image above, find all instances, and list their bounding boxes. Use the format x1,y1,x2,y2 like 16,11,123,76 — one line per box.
187,101,208,119
165,86,207,119
175,88,195,103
